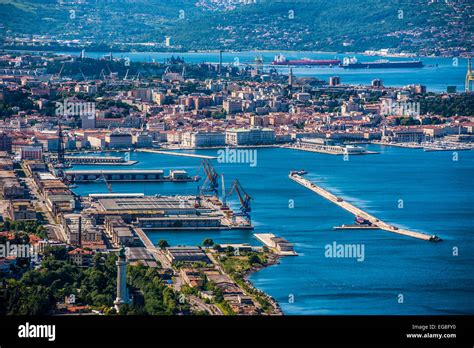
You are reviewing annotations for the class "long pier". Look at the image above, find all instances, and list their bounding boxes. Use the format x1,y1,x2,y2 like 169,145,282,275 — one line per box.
138,149,217,159
64,169,195,182
133,227,172,269
289,173,440,242
51,155,137,165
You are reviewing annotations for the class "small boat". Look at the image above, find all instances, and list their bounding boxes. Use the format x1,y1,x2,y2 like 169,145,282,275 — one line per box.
290,169,308,176
355,216,371,226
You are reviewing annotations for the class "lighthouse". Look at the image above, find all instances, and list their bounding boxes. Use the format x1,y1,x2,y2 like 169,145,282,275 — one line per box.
114,247,130,312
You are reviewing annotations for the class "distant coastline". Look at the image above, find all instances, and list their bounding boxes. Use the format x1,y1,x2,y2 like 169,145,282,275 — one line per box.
2,48,463,59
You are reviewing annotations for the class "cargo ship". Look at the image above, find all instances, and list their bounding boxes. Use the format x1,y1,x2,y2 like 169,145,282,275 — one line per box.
272,54,341,66
341,57,423,69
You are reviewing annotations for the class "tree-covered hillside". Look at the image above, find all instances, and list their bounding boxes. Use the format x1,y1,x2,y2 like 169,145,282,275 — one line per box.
0,0,472,54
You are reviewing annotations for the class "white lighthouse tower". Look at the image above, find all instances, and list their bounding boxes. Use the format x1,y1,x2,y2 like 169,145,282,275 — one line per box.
114,247,130,312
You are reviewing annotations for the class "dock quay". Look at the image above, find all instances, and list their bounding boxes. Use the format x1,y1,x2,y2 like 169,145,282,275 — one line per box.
51,155,137,165
64,169,196,182
133,226,155,250
84,195,253,230
286,141,378,155
254,233,297,256
372,141,423,149
333,224,381,230
132,227,172,269
138,149,217,159
289,172,440,242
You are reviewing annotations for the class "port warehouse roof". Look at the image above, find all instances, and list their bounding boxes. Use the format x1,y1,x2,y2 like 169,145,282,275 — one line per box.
64,156,123,160
137,216,220,221
98,196,195,212
64,170,165,174
50,155,123,160
165,246,209,263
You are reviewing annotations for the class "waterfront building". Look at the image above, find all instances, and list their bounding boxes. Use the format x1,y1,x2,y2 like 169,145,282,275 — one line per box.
297,138,367,154
382,128,425,143
132,132,153,148
225,127,276,145
106,132,132,149
166,131,182,144
181,131,225,148
87,134,106,149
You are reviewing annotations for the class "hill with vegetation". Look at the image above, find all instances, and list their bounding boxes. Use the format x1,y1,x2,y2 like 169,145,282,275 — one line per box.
0,0,472,55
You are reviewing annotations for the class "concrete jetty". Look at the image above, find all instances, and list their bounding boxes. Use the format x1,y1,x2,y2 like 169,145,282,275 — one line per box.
254,233,297,256
289,173,440,242
138,149,217,159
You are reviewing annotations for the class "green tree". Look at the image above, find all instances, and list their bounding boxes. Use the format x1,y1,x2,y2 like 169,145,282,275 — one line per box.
157,240,169,249
248,254,260,265
202,238,214,247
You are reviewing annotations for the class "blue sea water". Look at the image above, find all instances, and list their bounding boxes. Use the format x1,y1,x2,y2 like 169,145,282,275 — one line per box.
59,51,467,92
72,145,474,315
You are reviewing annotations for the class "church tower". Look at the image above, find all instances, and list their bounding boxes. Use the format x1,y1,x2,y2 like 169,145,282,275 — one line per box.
288,68,294,87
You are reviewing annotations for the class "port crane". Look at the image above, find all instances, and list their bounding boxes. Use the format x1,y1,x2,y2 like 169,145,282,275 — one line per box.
50,62,65,81
221,174,227,209
198,159,219,197
99,171,113,193
227,179,252,223
194,160,219,207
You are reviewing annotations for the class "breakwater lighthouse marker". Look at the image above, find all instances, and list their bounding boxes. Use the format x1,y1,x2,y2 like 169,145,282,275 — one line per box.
114,247,130,312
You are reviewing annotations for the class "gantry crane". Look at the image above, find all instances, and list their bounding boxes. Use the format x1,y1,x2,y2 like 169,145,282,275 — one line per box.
227,179,252,223
194,159,219,207
198,159,219,197
103,173,113,193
